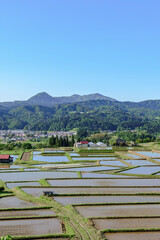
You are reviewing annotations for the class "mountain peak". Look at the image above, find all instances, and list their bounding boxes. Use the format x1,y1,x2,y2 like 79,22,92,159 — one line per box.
0,92,117,107
27,92,53,106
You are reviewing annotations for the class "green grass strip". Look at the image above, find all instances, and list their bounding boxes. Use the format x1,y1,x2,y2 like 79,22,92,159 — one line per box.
39,179,51,186
65,152,73,162
101,228,160,233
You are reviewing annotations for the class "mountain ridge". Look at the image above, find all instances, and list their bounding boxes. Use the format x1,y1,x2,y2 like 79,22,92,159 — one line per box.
0,92,117,107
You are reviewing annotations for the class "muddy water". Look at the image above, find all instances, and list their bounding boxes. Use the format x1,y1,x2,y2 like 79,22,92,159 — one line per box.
54,195,160,205
0,218,61,236
0,197,35,208
0,164,22,169
93,217,160,230
76,204,160,217
0,171,78,181
0,209,56,217
6,181,41,189
22,187,160,196
104,232,160,240
48,178,160,187
81,173,136,178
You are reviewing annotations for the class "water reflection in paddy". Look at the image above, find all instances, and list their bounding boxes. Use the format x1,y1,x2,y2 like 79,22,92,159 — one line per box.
6,181,41,189
48,178,160,187
122,166,160,175
72,157,117,161
76,204,160,218
33,151,42,155
126,154,142,159
57,166,119,172
0,171,78,182
33,155,68,162
124,160,157,166
54,195,160,205
0,196,35,208
11,155,18,162
81,172,134,178
69,153,80,156
100,160,127,167
136,151,160,158
22,186,160,197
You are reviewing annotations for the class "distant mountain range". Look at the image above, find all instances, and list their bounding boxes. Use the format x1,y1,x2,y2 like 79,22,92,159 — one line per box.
0,92,160,132
0,92,116,107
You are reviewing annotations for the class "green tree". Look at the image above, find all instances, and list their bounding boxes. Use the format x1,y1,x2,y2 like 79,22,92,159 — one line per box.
22,142,32,149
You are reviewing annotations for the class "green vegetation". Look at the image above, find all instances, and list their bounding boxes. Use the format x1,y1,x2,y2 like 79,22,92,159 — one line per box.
1,236,12,240
1,99,160,137
39,179,51,186
65,152,73,162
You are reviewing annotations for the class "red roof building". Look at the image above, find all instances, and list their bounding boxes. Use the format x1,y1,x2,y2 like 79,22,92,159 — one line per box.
80,141,89,144
0,155,13,163
0,155,10,159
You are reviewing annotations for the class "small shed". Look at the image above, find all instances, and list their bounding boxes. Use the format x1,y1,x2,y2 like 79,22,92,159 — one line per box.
88,142,97,148
0,155,13,163
97,142,107,147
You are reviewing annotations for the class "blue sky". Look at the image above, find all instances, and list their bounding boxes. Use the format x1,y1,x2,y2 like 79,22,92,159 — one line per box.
0,0,159,102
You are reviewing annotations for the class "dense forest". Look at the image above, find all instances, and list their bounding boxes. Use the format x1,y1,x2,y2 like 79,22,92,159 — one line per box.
1,99,160,134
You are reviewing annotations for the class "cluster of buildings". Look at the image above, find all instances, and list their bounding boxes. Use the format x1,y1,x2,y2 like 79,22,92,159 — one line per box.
0,130,76,142
74,140,108,148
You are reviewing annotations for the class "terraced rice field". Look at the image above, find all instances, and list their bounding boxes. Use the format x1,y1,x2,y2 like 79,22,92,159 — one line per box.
1,149,160,239
0,218,61,237
104,232,160,240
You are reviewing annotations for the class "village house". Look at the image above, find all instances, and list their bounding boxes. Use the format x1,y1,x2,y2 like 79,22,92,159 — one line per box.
74,140,89,148
0,155,13,163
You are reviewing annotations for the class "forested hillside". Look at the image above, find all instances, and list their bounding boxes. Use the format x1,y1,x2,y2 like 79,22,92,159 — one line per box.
1,99,160,133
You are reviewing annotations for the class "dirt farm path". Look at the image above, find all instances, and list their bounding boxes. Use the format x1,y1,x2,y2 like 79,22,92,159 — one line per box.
21,152,31,161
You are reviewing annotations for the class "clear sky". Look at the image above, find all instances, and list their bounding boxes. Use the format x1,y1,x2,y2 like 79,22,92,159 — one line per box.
0,0,159,102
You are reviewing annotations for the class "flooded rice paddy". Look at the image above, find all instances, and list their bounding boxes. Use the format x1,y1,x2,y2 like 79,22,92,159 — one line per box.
21,186,160,196
0,218,61,237
33,155,68,162
126,153,143,159
123,159,157,166
0,209,56,217
72,157,117,161
136,151,160,158
0,197,35,208
93,217,160,230
81,172,133,178
104,232,160,240
6,181,41,189
56,166,119,172
48,178,160,187
1,148,160,238
76,204,160,218
122,166,160,175
100,160,127,166
54,195,160,205
0,171,79,181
